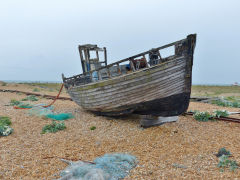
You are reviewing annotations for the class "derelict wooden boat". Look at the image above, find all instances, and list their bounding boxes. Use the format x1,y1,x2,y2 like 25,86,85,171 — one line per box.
62,34,197,116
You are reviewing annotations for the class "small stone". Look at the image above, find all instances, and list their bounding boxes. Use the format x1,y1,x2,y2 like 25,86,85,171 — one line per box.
172,163,187,169
96,141,101,146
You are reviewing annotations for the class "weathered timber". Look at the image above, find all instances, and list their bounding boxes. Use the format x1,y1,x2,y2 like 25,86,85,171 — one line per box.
63,34,197,116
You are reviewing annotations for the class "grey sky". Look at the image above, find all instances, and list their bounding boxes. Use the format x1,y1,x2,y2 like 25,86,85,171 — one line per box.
0,0,239,84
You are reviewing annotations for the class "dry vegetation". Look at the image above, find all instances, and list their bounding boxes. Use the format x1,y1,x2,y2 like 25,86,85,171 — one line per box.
191,85,240,98
1,83,240,179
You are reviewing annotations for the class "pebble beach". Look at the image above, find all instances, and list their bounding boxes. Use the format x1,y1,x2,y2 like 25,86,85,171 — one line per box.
1,83,240,179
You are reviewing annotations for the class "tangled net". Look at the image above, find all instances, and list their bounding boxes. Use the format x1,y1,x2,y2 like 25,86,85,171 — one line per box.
59,153,137,180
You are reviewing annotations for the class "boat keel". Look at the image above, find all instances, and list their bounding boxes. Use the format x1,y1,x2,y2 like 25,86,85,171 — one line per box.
140,115,178,128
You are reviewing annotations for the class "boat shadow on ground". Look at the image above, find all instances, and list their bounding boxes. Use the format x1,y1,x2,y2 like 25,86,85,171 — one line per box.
92,113,141,126
91,112,178,128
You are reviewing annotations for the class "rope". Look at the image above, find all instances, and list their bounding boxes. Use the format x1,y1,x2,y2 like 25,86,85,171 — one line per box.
13,84,64,109
42,84,64,108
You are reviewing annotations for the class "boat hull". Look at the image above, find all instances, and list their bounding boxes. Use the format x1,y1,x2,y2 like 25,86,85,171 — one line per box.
63,34,196,116
65,56,192,116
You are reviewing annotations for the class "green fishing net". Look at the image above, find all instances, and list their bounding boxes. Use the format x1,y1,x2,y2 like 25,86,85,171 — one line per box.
28,104,74,120
18,104,33,108
28,105,53,117
45,113,74,121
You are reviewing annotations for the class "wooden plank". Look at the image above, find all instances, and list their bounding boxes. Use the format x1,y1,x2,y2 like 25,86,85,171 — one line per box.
97,70,102,80
117,63,122,75
77,69,186,103
72,82,185,110
158,50,162,60
103,47,107,66
78,47,86,73
143,55,149,68
130,60,136,71
96,50,99,61
75,81,185,110
67,60,188,109
70,57,186,93
75,65,186,100
73,74,186,107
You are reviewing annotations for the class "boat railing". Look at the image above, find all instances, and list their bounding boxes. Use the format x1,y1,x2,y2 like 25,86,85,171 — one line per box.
85,38,186,75
63,34,196,88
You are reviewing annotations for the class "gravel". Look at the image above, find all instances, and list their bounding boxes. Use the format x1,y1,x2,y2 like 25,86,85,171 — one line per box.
1,87,240,179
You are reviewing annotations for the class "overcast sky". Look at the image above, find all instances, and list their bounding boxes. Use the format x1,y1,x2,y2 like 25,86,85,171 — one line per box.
0,0,239,84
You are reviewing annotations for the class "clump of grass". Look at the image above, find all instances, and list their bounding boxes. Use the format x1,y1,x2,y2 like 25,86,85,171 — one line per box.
213,110,229,118
191,85,240,97
41,121,66,134
10,99,21,106
1,82,7,86
218,155,238,172
232,101,240,108
22,95,38,101
216,148,231,157
90,126,96,130
191,110,230,121
0,116,13,136
49,88,55,92
225,96,238,102
193,111,214,122
212,99,240,108
216,148,238,172
33,88,40,92
0,116,11,126
9,99,32,108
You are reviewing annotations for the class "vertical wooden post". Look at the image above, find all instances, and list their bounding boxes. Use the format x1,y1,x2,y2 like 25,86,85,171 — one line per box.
117,63,122,75
107,67,111,78
158,50,162,60
96,50,99,61
90,71,93,82
78,47,86,73
62,73,65,83
97,70,102,80
143,55,149,68
87,49,90,59
130,59,136,71
84,49,90,71
103,47,107,66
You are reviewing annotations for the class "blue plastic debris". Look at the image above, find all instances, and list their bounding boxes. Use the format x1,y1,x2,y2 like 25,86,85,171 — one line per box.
59,153,137,180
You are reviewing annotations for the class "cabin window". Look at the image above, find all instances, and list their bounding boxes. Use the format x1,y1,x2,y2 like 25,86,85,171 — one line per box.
98,51,105,62
89,50,97,59
159,45,175,58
